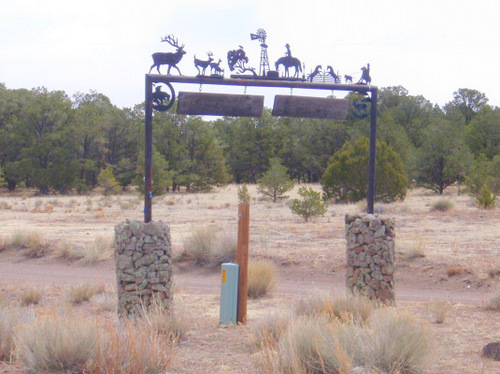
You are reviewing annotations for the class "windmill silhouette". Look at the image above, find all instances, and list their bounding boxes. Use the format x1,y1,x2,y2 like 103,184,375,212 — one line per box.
250,29,270,77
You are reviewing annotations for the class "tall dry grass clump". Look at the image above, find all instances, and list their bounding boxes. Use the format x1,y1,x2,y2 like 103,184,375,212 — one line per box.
181,228,236,266
68,282,98,305
369,309,434,373
248,259,277,298
426,300,453,324
0,306,36,362
15,310,97,372
430,199,454,212
82,235,113,264
295,291,377,323
256,297,433,374
11,231,49,258
140,299,188,342
485,289,500,311
90,317,175,374
20,288,43,306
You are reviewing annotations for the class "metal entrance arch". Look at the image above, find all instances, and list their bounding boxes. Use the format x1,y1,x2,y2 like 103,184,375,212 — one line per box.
144,74,378,222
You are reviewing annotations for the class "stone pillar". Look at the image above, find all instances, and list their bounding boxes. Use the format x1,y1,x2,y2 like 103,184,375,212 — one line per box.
114,219,173,316
345,214,395,303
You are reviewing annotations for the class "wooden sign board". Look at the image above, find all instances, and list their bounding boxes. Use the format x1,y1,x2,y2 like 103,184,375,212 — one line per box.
177,92,264,117
272,95,349,119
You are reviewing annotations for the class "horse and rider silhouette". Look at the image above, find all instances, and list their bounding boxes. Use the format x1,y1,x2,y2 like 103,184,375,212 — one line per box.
275,44,302,78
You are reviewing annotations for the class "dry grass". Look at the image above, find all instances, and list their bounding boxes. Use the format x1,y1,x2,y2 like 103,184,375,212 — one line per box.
180,227,236,266
401,237,426,260
426,300,453,324
257,307,433,374
430,199,454,212
182,227,217,265
295,291,377,323
20,288,43,306
248,259,277,298
90,317,175,374
82,235,112,264
140,299,189,342
0,307,36,362
15,310,97,372
252,311,294,349
446,264,464,277
10,230,49,258
485,290,500,311
68,282,98,305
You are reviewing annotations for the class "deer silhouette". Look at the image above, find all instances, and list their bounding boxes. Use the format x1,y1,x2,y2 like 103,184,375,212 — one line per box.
210,59,224,76
194,52,214,76
149,35,186,75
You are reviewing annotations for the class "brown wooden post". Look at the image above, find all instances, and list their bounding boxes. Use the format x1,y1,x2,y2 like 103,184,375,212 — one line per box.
236,203,250,324
144,75,153,223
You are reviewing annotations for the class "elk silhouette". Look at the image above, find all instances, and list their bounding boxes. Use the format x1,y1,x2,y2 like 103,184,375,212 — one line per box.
149,35,186,75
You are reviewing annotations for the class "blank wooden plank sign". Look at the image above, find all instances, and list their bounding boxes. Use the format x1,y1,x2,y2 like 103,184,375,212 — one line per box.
177,92,264,117
272,95,349,119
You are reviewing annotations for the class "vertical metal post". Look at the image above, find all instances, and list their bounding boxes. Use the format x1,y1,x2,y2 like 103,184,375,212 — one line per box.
236,203,250,324
367,88,378,214
144,75,153,223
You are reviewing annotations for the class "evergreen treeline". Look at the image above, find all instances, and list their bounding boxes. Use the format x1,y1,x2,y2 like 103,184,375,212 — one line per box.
1,82,498,198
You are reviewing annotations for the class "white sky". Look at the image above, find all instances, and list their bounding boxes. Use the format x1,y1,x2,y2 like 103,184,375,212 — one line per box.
1,0,500,109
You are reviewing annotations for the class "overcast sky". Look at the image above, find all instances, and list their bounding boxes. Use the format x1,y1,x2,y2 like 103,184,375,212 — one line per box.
1,0,499,109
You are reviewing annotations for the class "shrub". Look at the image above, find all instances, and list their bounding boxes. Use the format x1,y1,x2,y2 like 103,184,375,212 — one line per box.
290,186,327,222
322,137,407,203
98,168,121,196
426,300,452,324
237,184,251,204
258,158,294,203
476,184,497,209
15,311,97,372
430,199,454,212
0,307,36,362
248,260,277,298
20,288,43,306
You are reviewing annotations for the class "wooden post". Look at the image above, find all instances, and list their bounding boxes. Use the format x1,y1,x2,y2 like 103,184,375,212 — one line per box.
144,75,153,223
236,203,250,324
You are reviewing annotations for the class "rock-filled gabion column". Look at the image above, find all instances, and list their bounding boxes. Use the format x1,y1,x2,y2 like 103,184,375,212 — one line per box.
114,219,173,316
345,214,395,302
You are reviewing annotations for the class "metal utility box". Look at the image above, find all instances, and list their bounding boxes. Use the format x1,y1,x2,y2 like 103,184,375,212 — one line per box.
219,263,239,324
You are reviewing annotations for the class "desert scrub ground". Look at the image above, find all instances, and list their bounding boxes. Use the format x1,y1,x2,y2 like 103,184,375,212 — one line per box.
0,184,499,373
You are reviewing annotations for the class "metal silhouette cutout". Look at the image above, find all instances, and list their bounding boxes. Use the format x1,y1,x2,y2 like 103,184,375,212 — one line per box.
149,35,186,75
275,44,302,78
227,46,257,76
152,83,175,111
194,52,214,76
250,28,271,77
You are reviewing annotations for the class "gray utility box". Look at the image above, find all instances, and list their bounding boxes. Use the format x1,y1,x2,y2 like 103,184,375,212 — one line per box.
219,263,239,324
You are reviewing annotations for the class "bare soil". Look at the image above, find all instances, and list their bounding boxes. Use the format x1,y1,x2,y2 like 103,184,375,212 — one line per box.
0,185,500,373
